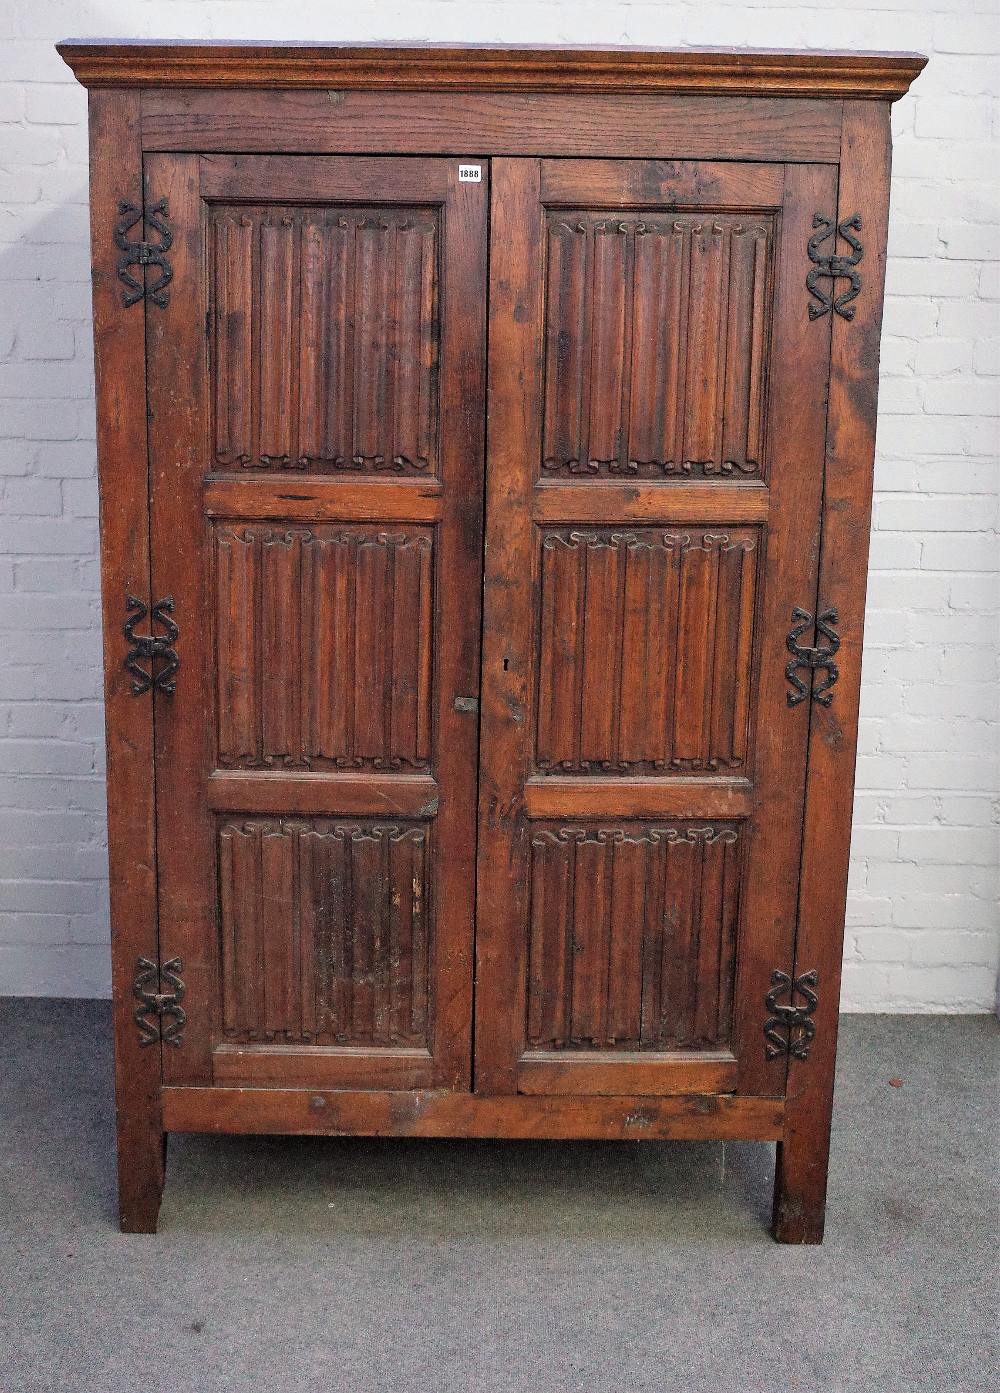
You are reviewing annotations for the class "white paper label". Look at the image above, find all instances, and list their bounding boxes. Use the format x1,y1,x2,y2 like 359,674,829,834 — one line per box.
458,164,482,183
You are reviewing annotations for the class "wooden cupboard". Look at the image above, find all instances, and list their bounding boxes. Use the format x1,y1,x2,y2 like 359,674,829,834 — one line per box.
58,40,925,1240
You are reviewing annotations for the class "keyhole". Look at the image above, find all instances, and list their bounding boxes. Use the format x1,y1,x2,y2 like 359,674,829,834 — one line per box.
502,657,510,672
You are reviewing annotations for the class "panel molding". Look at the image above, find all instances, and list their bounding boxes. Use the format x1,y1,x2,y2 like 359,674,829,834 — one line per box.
526,822,742,1054
207,771,439,817
541,212,774,478
212,1042,435,1089
533,481,769,525
218,817,432,1049
517,1050,737,1096
205,478,443,523
524,776,752,820
214,523,434,772
535,527,759,775
211,204,439,474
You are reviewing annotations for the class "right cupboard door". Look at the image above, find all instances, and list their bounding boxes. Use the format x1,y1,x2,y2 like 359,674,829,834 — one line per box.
476,157,837,1099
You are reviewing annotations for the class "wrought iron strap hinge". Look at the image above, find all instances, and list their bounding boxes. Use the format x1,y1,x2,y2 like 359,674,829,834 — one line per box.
764,969,819,1061
124,593,180,695
133,956,186,1047
785,607,840,708
114,198,173,308
807,213,864,321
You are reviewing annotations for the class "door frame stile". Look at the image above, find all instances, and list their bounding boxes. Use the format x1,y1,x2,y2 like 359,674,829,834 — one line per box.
89,89,164,1233
474,156,542,1095
144,151,215,1086
775,101,893,1243
728,159,837,1098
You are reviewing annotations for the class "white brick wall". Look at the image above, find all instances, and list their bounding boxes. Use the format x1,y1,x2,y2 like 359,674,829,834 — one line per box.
1,1,997,1009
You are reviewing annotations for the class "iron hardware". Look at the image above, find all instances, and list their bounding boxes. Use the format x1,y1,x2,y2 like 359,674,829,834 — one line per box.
114,198,173,308
764,969,819,1060
806,213,863,321
133,956,186,1047
124,593,180,695
785,607,840,708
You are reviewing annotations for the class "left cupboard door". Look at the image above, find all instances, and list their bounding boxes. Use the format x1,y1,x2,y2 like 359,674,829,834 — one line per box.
143,154,487,1092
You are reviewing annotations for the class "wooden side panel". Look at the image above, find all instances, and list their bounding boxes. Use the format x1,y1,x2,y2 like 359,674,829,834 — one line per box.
535,528,759,773
214,524,434,770
526,824,740,1051
210,204,439,473
88,90,163,1234
774,103,894,1245
541,213,774,477
218,818,430,1047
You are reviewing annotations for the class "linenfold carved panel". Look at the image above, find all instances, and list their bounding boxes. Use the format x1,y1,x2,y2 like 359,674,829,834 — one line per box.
536,528,759,773
211,205,438,472
526,823,741,1051
215,524,433,770
541,213,774,476
219,818,430,1045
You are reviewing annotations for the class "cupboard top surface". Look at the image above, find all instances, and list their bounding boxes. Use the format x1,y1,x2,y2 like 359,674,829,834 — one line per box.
57,41,926,100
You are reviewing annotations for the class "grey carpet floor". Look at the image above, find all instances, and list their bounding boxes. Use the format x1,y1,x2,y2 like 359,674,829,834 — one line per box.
0,1003,996,1393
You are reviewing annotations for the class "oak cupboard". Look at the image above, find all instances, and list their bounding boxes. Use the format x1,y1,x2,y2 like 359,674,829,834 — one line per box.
58,40,925,1240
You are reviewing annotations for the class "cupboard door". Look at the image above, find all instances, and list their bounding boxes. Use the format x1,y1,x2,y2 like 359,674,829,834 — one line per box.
145,154,486,1090
477,157,836,1098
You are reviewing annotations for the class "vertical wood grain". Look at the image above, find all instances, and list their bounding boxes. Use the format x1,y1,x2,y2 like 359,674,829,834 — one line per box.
730,161,836,1097
524,827,741,1052
217,820,432,1046
258,217,296,464
533,530,758,772
88,89,164,1233
476,158,542,1092
774,103,893,1245
146,152,216,1085
540,214,773,476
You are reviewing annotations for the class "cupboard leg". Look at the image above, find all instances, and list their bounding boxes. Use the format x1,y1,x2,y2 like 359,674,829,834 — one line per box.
771,1099,832,1244
117,1113,166,1234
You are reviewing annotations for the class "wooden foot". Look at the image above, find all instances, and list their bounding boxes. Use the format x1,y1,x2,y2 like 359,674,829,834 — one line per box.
118,1118,167,1234
771,1121,830,1244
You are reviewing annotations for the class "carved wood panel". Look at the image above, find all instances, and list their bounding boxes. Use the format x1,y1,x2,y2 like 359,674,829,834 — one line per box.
536,528,759,773
214,524,434,770
542,213,774,477
526,822,741,1051
211,205,438,472
219,818,430,1046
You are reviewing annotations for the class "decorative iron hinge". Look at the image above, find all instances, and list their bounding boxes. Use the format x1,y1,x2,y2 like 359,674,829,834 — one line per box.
133,956,186,1047
123,593,180,695
114,198,173,308
764,969,819,1060
785,607,840,708
807,213,864,321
